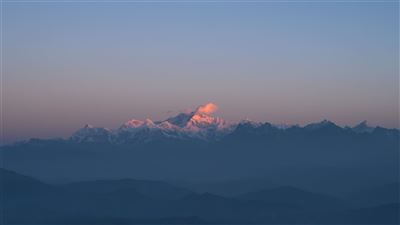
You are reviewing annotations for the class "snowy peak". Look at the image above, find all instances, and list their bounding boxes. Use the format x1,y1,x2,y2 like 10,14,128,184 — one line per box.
195,102,218,115
120,118,158,130
353,120,375,133
83,124,94,129
71,124,111,143
185,113,228,132
304,119,339,130
185,105,228,130
237,119,262,129
164,103,230,132
165,112,194,128
69,103,390,144
122,119,145,129
143,119,156,128
107,103,231,142
157,121,179,130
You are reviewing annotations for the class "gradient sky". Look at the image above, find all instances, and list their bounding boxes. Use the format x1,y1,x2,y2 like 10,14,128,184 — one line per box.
3,1,399,143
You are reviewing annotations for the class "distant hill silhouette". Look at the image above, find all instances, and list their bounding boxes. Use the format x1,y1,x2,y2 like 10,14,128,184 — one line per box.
1,168,399,224
1,121,398,186
1,113,398,224
238,186,347,211
63,178,193,200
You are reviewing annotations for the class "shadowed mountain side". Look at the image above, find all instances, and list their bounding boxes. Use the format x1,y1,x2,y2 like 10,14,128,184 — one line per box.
0,167,56,196
0,168,107,223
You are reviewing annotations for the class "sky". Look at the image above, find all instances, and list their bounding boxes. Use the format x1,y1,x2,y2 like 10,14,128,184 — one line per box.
2,1,399,143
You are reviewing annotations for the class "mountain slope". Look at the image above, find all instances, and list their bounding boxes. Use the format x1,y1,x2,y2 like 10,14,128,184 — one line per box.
64,103,399,144
63,179,193,200
2,168,399,224
71,103,233,143
238,186,347,211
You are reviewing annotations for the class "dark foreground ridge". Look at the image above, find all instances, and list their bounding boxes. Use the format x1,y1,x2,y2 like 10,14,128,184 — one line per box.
1,168,399,224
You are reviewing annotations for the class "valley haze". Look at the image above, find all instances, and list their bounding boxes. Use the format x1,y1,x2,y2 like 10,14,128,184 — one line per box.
1,102,398,182
1,107,399,225
0,102,399,224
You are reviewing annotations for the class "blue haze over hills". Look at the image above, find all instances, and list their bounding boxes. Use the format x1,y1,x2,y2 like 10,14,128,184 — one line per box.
0,104,399,224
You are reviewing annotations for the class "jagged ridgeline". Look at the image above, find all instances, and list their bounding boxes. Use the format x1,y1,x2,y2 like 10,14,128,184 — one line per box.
1,103,399,190
71,103,232,143
1,103,399,224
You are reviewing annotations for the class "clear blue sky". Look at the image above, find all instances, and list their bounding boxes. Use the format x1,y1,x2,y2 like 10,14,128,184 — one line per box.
3,1,399,142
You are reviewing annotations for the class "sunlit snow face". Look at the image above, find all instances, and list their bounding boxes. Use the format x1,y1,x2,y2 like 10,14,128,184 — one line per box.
195,103,218,115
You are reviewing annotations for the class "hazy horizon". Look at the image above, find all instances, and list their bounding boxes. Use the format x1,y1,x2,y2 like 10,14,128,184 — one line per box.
3,1,399,143
3,101,399,144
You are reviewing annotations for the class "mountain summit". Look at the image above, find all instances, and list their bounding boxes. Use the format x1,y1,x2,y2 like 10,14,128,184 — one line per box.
166,103,230,132
352,120,375,133
70,103,390,144
72,103,232,143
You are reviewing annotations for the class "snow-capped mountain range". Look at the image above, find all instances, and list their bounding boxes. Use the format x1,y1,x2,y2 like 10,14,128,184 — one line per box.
70,103,380,144
71,103,234,143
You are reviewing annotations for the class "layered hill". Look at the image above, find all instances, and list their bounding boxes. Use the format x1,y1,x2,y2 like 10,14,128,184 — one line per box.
2,168,399,224
1,103,398,194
